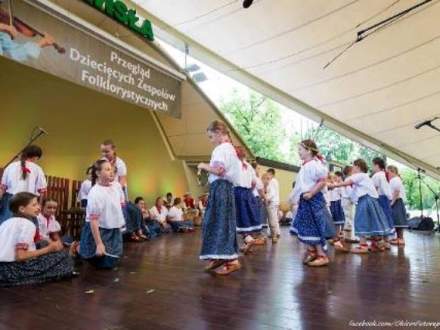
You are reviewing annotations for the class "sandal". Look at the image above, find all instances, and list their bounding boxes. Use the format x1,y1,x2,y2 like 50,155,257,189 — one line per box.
253,237,266,245
303,249,317,264
129,233,141,242
369,241,385,253
138,233,149,240
204,260,226,272
239,241,254,255
215,261,241,275
397,238,405,246
307,255,329,267
334,240,349,253
351,244,369,254
390,238,399,245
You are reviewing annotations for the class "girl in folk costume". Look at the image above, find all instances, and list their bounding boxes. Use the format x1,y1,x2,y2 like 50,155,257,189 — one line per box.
330,159,393,253
371,157,395,249
79,160,125,269
341,166,359,243
0,192,74,287
149,197,171,233
387,165,408,246
197,120,241,275
251,161,266,245
234,146,262,254
328,173,345,229
77,166,93,208
100,140,128,199
289,139,334,267
167,198,195,233
328,172,349,252
37,199,62,242
0,145,47,224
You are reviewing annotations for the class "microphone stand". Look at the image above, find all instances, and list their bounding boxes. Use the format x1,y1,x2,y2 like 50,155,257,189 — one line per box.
419,174,440,233
1,127,46,170
417,168,424,219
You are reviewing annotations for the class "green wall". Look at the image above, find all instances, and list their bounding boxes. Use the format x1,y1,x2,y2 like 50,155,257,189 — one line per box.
0,56,188,205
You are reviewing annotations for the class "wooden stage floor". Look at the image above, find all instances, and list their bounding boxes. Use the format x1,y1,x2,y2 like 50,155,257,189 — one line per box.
1,227,440,330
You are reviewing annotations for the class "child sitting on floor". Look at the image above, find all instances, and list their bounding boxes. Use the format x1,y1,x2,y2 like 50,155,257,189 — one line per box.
37,198,62,242
167,198,195,233
0,192,74,287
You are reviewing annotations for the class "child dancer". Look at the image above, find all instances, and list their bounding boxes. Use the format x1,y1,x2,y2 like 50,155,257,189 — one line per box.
330,159,393,253
329,173,345,233
290,139,333,267
197,120,240,275
37,199,62,242
0,145,47,224
372,157,395,249
77,166,93,208
328,173,349,252
234,146,262,253
341,166,358,243
387,165,408,246
251,161,266,245
0,192,73,287
100,140,128,199
167,198,195,233
265,169,281,243
79,159,125,269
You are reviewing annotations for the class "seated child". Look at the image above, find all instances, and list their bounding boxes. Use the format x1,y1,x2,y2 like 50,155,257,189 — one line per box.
135,197,160,238
167,198,194,233
0,192,74,287
77,166,93,208
149,197,171,233
37,198,62,242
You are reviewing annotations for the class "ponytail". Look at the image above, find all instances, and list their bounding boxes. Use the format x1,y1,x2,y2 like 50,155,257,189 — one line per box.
20,145,43,180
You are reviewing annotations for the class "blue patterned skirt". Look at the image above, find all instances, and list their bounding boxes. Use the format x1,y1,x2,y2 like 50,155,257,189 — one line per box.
290,192,335,247
392,198,408,228
200,179,238,260
79,222,123,268
377,195,396,236
354,195,394,237
0,193,13,225
234,187,262,233
330,200,345,225
0,251,73,287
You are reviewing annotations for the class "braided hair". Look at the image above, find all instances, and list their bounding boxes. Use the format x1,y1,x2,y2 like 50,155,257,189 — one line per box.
20,145,42,180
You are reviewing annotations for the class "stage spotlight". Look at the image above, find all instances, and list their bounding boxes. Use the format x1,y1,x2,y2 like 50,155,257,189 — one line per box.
243,0,254,9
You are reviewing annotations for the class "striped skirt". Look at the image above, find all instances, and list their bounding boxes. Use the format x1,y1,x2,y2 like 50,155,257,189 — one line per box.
200,179,238,260
234,187,262,233
354,195,394,237
290,192,334,247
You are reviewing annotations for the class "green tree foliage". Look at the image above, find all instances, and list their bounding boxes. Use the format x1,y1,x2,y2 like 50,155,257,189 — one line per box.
307,126,384,166
401,169,440,211
219,90,440,210
220,90,294,163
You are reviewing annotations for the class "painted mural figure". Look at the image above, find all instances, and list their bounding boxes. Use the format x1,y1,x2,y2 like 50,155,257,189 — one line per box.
0,1,58,62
